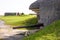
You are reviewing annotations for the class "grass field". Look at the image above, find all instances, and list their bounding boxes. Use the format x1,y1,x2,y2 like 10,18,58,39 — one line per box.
0,15,38,27
23,20,60,40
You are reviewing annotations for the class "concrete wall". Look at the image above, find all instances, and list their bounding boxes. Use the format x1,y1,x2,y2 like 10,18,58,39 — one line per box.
38,0,60,26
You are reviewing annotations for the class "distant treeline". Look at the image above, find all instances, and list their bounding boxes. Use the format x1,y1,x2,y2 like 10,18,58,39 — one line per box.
4,12,24,16
4,12,36,16
4,12,19,16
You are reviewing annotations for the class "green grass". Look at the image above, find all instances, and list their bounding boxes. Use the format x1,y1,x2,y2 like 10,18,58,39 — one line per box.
23,20,60,40
0,15,38,27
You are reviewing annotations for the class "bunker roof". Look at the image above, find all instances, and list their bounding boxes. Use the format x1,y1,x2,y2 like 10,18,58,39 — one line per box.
29,1,40,9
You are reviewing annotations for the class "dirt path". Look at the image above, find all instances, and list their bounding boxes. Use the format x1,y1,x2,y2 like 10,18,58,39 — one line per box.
0,25,28,40
3,35,24,40
0,20,39,40
0,25,39,40
0,20,27,40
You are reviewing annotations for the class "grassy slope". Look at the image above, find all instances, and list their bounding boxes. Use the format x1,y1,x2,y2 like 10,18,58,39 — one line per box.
23,20,60,40
0,15,38,27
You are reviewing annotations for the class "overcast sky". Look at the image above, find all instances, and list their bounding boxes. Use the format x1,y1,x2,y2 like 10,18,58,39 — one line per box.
0,0,36,15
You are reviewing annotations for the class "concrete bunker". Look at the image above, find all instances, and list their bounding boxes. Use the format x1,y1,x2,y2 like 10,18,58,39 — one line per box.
29,0,60,26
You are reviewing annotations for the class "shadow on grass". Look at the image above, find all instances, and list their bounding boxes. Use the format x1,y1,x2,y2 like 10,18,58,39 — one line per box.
24,17,38,26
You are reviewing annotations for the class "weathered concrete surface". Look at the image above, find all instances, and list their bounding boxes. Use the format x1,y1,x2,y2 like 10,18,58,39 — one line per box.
29,0,60,26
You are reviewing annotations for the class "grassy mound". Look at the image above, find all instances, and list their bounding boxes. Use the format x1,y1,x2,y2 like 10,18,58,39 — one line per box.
23,20,60,40
0,15,38,26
